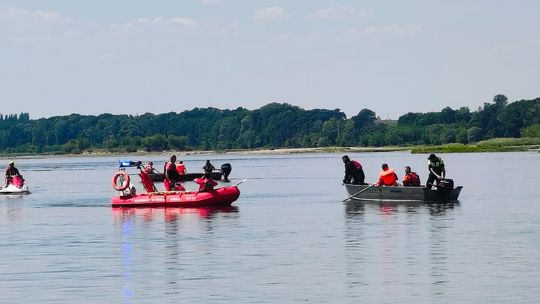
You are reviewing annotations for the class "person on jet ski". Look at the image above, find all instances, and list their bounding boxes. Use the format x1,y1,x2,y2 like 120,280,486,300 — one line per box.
4,161,22,187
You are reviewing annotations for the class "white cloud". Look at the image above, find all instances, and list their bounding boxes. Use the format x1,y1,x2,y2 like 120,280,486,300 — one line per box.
0,6,71,29
253,7,287,23
310,5,372,21
0,7,71,23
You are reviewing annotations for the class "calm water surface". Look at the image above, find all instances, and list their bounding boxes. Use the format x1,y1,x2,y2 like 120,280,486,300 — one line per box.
1,152,539,303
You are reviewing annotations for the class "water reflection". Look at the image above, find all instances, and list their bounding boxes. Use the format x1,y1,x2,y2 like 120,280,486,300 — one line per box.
114,206,239,303
1,197,25,222
343,200,459,300
112,206,239,223
121,213,134,304
426,203,459,216
345,201,459,217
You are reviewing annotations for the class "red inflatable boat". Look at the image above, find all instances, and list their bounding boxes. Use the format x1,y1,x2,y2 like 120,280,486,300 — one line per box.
111,186,241,208
111,160,243,208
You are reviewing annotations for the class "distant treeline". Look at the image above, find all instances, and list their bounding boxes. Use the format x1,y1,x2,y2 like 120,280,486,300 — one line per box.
0,95,539,154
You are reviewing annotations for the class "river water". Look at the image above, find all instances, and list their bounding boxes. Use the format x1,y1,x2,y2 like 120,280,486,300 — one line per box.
1,151,539,303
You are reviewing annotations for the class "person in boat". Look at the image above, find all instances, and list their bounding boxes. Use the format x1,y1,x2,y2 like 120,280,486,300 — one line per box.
143,161,159,174
176,160,186,175
164,155,183,191
426,153,446,188
194,173,218,192
342,155,365,185
4,161,22,187
376,163,398,186
203,160,215,175
138,161,158,192
221,163,232,182
402,166,421,187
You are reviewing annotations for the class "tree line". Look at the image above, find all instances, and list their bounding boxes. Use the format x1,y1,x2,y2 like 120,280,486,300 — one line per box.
0,95,538,154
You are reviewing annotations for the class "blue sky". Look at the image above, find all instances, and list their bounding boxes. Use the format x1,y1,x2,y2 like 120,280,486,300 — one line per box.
1,0,539,119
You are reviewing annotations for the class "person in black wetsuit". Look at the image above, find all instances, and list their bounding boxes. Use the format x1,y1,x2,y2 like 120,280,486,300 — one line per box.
342,155,365,185
203,160,215,175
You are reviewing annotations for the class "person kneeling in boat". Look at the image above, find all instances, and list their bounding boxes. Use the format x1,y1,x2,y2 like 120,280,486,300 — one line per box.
402,166,421,187
376,163,398,186
342,155,365,185
4,161,23,187
194,174,218,192
164,155,185,191
426,153,445,189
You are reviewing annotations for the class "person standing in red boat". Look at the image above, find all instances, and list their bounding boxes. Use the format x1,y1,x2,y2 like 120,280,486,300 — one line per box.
376,163,398,186
143,161,159,174
164,155,183,191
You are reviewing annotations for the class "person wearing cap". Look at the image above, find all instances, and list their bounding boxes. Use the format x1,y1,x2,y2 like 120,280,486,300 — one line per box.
4,161,21,187
342,155,365,185
426,153,445,188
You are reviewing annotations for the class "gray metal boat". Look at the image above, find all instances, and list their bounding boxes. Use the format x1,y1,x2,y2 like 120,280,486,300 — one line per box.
344,183,462,202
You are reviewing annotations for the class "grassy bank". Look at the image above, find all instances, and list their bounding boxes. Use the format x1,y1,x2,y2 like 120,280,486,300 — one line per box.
411,138,540,153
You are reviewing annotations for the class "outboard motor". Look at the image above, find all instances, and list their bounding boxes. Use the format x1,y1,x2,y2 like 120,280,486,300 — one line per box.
221,163,232,182
437,179,454,191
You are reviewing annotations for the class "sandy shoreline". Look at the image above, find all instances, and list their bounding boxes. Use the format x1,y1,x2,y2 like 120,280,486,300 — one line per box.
1,146,409,160
3,143,538,160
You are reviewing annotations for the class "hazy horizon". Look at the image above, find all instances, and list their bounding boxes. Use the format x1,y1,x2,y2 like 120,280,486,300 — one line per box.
1,1,539,119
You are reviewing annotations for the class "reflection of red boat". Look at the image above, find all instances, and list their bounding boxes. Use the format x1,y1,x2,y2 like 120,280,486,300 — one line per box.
113,205,239,221
111,187,241,208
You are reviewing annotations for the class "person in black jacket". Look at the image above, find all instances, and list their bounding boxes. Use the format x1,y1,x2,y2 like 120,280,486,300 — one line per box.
342,155,365,185
203,160,215,175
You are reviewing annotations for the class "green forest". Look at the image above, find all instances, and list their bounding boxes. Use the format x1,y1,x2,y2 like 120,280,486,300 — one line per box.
1,95,539,155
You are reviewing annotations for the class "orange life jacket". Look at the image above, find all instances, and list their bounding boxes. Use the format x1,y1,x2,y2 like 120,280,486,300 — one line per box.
379,168,398,186
176,163,186,175
403,172,420,186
